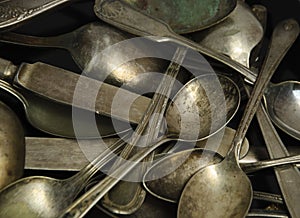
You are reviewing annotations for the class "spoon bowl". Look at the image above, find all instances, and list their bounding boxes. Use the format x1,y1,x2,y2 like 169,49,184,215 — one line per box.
124,0,237,33
143,127,249,203
190,1,263,67
0,101,24,190
177,19,300,218
264,81,300,140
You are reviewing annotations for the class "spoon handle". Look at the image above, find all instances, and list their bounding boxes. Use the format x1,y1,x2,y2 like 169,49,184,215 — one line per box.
94,0,257,83
232,19,299,154
242,153,300,173
101,47,187,214
256,104,300,218
59,137,171,218
0,0,73,31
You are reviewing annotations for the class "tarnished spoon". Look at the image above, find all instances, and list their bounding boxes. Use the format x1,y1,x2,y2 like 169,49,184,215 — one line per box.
94,0,257,83
0,73,240,218
0,0,235,33
0,22,170,94
177,19,299,218
59,73,240,218
190,1,263,68
0,100,24,190
143,148,300,203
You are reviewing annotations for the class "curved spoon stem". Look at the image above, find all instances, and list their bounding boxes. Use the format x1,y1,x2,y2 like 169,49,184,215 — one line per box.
0,31,73,49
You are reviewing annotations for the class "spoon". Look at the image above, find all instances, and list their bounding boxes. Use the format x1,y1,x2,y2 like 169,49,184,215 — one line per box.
0,59,149,138
94,0,257,83
190,0,263,68
96,0,300,138
177,19,299,218
0,100,24,190
23,126,248,171
264,81,300,140
58,75,239,217
143,148,300,203
0,0,236,33
0,57,239,140
123,0,237,34
101,47,188,214
0,134,128,218
0,73,239,218
0,22,172,95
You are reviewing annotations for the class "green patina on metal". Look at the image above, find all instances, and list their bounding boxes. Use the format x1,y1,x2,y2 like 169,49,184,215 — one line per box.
124,0,237,33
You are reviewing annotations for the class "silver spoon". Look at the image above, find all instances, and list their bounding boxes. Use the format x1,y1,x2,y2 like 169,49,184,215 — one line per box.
0,60,144,138
0,100,24,190
58,74,240,217
190,0,263,68
101,47,188,214
0,134,128,218
0,0,235,33
143,148,300,203
0,22,170,94
0,73,239,218
177,19,299,218
94,0,257,83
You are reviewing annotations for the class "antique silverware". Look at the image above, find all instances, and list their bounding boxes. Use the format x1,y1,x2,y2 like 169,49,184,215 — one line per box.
0,0,236,33
0,22,170,95
101,47,188,214
177,19,299,218
94,0,258,83
143,147,300,203
0,58,150,138
123,0,237,33
0,135,128,218
59,72,240,218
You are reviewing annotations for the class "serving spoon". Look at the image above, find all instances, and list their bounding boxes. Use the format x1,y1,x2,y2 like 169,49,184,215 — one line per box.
177,19,299,218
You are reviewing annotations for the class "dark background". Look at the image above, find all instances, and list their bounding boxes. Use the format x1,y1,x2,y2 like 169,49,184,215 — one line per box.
0,0,299,217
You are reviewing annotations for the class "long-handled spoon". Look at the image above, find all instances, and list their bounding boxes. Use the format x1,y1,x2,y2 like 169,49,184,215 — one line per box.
0,0,236,33
0,22,170,94
94,0,257,83
0,100,24,190
0,57,238,139
177,19,299,218
0,59,151,138
0,73,240,218
255,101,300,217
101,47,188,214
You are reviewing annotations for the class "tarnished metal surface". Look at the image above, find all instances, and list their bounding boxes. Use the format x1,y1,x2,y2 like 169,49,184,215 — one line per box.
0,101,24,190
191,1,263,67
124,0,237,33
